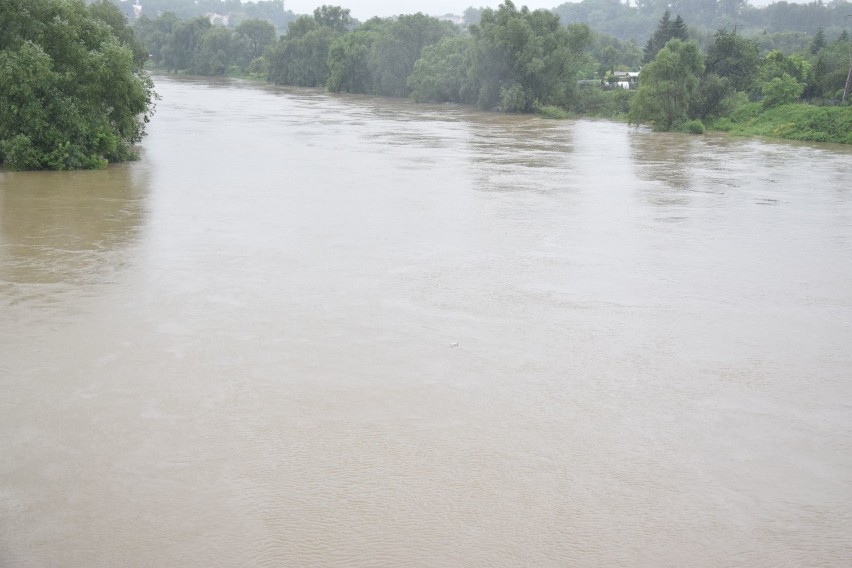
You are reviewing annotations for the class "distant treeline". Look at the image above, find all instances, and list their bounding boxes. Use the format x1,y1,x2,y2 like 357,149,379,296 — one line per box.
103,0,852,46
125,0,851,143
103,0,298,31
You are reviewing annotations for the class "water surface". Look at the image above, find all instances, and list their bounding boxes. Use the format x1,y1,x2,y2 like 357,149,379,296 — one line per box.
1,76,851,567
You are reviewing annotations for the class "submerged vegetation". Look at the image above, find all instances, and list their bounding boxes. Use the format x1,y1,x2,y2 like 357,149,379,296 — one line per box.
1,0,851,170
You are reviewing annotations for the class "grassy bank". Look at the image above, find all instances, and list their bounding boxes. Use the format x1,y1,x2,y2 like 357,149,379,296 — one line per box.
710,101,852,144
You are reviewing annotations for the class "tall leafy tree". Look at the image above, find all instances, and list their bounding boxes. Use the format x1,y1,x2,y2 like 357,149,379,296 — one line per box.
368,14,457,98
643,10,689,63
0,0,155,170
630,38,704,130
164,16,211,72
810,28,826,54
326,28,376,93
313,5,353,33
467,1,592,111
236,18,276,62
704,29,759,92
267,16,341,87
192,26,233,74
408,36,476,103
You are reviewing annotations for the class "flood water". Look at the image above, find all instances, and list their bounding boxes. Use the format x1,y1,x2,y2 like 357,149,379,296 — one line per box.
2,75,851,567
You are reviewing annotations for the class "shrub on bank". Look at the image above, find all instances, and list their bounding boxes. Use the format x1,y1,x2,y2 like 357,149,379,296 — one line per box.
682,119,705,134
711,101,852,144
571,88,634,118
536,105,572,119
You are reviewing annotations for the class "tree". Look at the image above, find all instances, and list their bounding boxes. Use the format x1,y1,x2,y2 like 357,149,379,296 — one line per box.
751,48,812,104
689,73,734,119
761,73,805,107
464,6,484,26
467,2,592,111
810,27,826,54
643,10,689,63
267,19,340,87
0,0,155,170
192,26,233,75
236,18,276,61
313,5,352,33
630,38,704,130
165,16,211,72
368,14,457,98
133,12,180,65
88,0,149,66
243,0,296,30
408,35,475,102
326,29,376,93
704,29,760,92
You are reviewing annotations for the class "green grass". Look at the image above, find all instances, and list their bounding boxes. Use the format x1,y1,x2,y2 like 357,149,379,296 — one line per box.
536,105,572,119
708,101,852,144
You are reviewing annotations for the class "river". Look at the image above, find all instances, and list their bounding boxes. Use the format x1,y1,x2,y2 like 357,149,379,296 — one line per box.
1,75,851,567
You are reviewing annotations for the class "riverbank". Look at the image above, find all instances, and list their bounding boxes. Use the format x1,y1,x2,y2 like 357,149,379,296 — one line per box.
709,101,852,144
146,69,851,146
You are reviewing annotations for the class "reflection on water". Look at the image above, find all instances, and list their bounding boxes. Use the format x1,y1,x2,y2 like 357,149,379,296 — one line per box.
0,166,148,305
1,75,851,568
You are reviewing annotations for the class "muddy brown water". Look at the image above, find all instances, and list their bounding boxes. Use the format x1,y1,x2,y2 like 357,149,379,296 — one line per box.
2,75,851,567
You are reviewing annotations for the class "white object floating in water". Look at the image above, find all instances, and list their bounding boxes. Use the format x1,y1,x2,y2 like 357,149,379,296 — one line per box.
450,342,459,347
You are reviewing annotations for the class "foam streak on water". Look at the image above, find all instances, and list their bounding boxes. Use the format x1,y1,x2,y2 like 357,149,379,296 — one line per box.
1,76,851,567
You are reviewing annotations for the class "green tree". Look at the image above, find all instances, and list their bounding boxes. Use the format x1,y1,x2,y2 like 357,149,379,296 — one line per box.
164,16,211,72
467,2,592,111
236,18,276,61
243,0,296,30
643,10,689,63
0,0,155,170
192,26,233,75
761,73,805,107
630,38,704,130
368,14,457,98
313,5,353,33
88,0,149,66
408,35,475,102
326,29,376,93
464,6,484,26
133,12,180,65
689,73,734,119
267,17,340,87
810,27,826,54
704,29,760,92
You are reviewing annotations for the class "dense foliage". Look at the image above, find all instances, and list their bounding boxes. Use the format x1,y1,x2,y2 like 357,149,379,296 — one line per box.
134,12,277,75
0,0,155,170
628,11,851,134
552,0,852,47
630,39,704,130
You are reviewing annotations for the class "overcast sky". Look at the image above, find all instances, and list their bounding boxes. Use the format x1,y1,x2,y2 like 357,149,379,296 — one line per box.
280,1,560,20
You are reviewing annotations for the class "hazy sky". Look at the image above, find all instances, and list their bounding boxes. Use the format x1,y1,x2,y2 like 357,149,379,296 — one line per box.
280,1,560,20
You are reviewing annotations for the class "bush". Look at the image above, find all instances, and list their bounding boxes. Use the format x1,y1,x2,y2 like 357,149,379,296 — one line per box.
682,119,705,134
570,87,634,118
0,135,42,170
536,105,571,119
761,73,805,108
500,83,529,112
